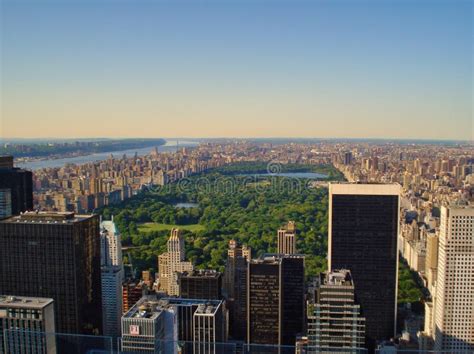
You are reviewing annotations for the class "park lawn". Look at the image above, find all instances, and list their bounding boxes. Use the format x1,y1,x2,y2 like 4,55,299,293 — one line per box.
246,179,271,188
138,222,205,232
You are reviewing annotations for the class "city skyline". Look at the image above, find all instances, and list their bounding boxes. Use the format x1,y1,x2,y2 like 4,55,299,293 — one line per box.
2,0,472,140
0,141,472,352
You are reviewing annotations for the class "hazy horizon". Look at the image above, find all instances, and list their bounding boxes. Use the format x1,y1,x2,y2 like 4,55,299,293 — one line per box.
1,0,472,140
1,136,471,143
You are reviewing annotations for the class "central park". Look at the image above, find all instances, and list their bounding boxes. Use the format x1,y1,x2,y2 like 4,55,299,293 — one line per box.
100,162,423,305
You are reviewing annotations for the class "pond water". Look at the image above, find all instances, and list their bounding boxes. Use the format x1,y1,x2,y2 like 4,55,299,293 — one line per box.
174,202,199,208
240,172,327,179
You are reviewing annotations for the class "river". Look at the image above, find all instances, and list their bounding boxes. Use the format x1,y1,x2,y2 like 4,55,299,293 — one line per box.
17,140,198,170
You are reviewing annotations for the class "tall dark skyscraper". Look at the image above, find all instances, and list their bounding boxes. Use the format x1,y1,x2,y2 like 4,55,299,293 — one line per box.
344,151,353,165
247,254,305,346
0,156,33,215
0,211,103,335
328,183,400,348
223,240,250,341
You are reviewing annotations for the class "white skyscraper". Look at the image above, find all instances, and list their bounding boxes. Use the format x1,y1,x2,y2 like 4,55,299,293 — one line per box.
433,205,474,352
158,228,194,296
101,217,123,267
100,218,124,338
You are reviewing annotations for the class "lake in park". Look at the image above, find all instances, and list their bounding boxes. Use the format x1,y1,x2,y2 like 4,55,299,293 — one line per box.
241,172,327,179
174,202,199,208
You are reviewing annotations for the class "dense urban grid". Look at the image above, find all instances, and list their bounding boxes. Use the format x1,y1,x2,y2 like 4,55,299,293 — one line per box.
0,139,473,354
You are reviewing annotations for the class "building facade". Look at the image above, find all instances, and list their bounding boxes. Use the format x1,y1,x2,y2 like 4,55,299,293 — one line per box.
0,156,33,215
0,212,103,335
122,280,147,315
100,218,123,267
307,270,365,353
179,270,222,300
223,240,250,341
0,295,56,354
192,302,226,354
247,254,305,346
158,297,227,353
328,183,400,348
277,221,297,255
121,297,177,354
433,205,474,352
100,219,123,338
0,189,12,219
158,229,194,296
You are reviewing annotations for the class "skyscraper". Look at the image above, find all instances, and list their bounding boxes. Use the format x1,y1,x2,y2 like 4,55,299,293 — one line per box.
158,228,194,296
433,205,474,352
247,254,305,346
100,217,123,267
121,296,178,354
223,240,250,341
193,302,226,354
161,297,227,353
0,156,33,215
100,218,124,338
0,295,56,354
306,270,365,353
0,212,102,335
277,220,297,255
179,270,222,300
344,151,353,165
328,183,400,348
223,240,251,298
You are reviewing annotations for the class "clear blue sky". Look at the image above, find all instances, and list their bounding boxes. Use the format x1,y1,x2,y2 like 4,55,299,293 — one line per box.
1,0,472,140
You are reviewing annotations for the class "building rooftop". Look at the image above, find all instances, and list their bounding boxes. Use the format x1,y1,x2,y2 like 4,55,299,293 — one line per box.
322,269,354,287
194,303,219,316
180,269,221,278
124,296,222,319
252,253,305,264
0,211,96,224
329,182,401,196
101,219,119,235
123,297,169,321
0,295,53,309
163,297,222,308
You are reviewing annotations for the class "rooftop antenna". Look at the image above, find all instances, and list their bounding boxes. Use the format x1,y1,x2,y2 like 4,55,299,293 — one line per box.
176,139,179,153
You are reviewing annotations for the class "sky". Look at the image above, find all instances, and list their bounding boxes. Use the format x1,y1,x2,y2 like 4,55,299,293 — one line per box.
1,0,472,140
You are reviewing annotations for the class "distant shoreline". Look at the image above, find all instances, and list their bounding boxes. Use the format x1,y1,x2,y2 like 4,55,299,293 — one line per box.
3,138,166,161
15,140,199,170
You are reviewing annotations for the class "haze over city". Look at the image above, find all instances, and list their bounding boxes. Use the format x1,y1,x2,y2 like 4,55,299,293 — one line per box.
1,0,472,140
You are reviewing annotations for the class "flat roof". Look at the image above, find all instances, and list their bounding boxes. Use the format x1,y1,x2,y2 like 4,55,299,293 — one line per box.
163,297,222,307
194,303,220,316
0,295,53,309
251,253,305,264
329,182,400,196
442,205,474,216
0,212,96,224
123,298,165,321
181,270,221,278
322,269,354,287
